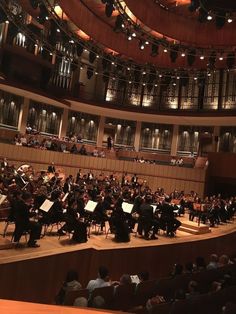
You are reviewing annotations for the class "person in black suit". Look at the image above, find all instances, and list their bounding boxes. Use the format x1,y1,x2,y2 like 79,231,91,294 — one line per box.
110,206,130,242
138,195,159,240
48,162,56,173
160,197,181,237
13,192,42,247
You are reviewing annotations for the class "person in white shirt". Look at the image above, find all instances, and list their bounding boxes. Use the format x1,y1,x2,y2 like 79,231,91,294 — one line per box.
86,266,110,292
170,157,176,166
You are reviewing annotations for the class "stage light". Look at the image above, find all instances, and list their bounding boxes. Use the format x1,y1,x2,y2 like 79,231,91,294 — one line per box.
207,14,213,21
139,40,145,50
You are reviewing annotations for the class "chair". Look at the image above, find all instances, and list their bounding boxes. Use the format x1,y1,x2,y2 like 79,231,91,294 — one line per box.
2,220,15,237
63,288,89,306
134,280,157,306
112,283,136,310
151,302,172,314
90,286,114,309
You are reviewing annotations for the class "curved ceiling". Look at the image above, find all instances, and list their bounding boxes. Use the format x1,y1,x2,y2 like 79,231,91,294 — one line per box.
58,0,233,69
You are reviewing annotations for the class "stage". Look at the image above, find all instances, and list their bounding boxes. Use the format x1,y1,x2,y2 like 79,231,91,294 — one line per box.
0,217,235,304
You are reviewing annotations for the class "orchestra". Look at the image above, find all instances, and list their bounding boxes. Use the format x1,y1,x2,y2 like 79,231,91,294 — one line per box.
0,158,235,248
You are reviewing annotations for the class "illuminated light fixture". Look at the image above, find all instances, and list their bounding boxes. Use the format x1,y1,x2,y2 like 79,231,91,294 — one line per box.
49,52,53,56
173,82,176,86
207,14,213,20
69,40,74,43
164,48,168,53
129,81,132,84
207,72,211,76
112,61,115,65
5,20,9,24
84,49,88,52
219,56,224,61
80,66,83,70
56,28,60,32
159,74,162,77
181,52,186,57
45,16,49,20
121,23,125,28
132,32,136,37
145,40,149,45
200,55,205,60
139,40,145,50
143,83,146,86
112,77,115,80
154,84,158,87
227,18,233,23
142,71,146,75
95,72,98,75
194,77,197,80
127,67,130,71
177,76,180,80
128,35,132,41
96,55,100,58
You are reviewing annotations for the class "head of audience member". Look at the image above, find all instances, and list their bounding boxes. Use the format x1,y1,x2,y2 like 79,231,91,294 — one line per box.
185,262,194,274
174,289,186,301
98,266,109,281
210,281,222,292
195,256,206,271
172,264,183,276
207,254,219,269
218,254,230,267
119,274,132,286
138,271,149,282
188,281,198,295
65,270,79,284
74,297,88,307
91,296,105,309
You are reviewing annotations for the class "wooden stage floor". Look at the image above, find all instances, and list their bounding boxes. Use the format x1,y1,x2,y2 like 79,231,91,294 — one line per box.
0,216,235,265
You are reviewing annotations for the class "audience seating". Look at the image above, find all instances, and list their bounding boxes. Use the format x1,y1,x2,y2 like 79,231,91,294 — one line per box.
112,283,137,310
90,286,114,309
133,280,157,306
63,289,89,306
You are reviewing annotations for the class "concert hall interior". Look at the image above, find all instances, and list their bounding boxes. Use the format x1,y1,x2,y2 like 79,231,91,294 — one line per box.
0,1,236,314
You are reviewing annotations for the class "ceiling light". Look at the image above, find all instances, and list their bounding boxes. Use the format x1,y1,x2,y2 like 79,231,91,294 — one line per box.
207,72,211,76
132,32,136,37
127,67,130,71
142,71,146,75
227,18,233,23
96,55,100,58
159,74,162,77
56,28,60,32
112,62,115,65
207,14,213,21
143,83,146,86
194,77,197,80
181,52,186,57
154,84,158,87
129,81,132,84
177,76,180,80
164,48,168,53
219,56,224,61
128,35,132,41
173,82,176,86
200,55,205,60
145,40,149,45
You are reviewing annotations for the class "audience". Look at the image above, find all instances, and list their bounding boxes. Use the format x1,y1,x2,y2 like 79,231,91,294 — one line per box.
86,266,110,292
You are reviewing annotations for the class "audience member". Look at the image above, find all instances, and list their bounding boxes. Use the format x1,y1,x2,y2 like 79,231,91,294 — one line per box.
207,254,219,270
87,266,110,292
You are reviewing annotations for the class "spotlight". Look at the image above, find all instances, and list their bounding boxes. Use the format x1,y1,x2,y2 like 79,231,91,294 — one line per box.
207,14,213,21
139,40,145,50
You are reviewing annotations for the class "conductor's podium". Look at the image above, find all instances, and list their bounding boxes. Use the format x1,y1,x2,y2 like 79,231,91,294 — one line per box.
179,218,211,235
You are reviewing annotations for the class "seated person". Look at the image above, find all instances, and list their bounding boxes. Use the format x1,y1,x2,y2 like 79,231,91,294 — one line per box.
26,124,32,134
20,134,28,146
55,270,82,305
176,158,184,166
13,192,42,248
99,150,105,158
79,145,87,155
110,206,130,242
86,266,110,292
93,147,99,157
170,157,176,165
70,144,78,154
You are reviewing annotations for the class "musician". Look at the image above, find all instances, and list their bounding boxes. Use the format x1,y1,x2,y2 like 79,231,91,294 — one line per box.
40,190,64,225
48,162,56,174
1,157,9,170
58,198,87,243
63,175,73,194
13,192,42,248
110,206,130,242
75,169,82,184
137,195,159,240
92,195,108,231
160,197,181,237
131,174,138,187
34,186,47,210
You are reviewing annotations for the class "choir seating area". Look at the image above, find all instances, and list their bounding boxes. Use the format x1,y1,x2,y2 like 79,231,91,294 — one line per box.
0,142,206,196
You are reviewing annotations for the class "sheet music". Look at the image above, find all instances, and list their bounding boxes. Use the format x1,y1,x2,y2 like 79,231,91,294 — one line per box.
62,193,69,202
85,200,98,212
40,199,54,212
122,202,133,214
0,194,7,205
151,205,157,213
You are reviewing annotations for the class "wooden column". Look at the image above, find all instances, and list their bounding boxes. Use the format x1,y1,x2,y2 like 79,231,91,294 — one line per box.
96,116,105,147
59,108,69,139
134,121,142,152
170,124,179,156
18,97,30,134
